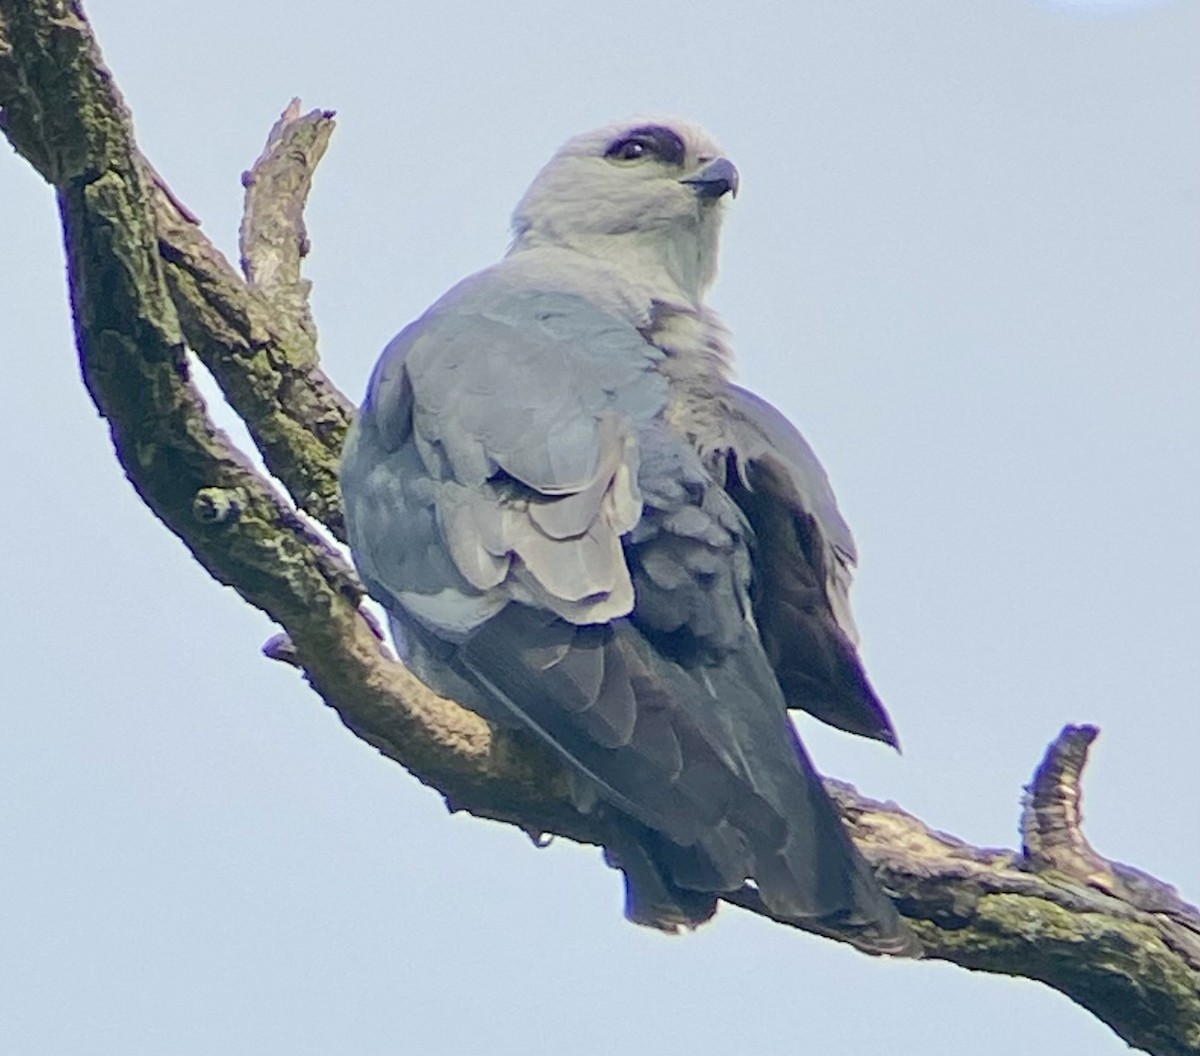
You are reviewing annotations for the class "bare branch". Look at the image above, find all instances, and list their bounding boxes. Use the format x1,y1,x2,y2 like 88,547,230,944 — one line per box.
2,4,1197,1054
1022,726,1198,923
155,194,355,538
239,96,335,352
1023,723,1106,878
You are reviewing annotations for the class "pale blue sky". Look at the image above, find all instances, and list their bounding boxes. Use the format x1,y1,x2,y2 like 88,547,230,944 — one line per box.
1,2,1196,1053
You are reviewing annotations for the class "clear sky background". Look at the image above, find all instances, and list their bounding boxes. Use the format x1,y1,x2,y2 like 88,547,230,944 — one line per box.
1,2,1196,1053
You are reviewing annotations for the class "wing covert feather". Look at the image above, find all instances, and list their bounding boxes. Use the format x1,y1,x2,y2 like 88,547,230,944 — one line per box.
344,273,668,631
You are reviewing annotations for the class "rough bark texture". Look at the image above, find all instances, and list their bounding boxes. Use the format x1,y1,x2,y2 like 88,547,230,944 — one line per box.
2,5,1196,1054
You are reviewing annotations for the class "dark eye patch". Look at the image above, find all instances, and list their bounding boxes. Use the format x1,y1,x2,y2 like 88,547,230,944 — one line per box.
604,125,687,167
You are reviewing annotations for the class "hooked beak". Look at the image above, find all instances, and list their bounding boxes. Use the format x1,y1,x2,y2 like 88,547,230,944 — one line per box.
681,157,739,199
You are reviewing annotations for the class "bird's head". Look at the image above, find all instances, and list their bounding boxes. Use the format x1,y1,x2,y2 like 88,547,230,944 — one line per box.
510,119,738,305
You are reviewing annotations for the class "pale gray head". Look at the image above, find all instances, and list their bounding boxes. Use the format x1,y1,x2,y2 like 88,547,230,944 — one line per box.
510,119,738,305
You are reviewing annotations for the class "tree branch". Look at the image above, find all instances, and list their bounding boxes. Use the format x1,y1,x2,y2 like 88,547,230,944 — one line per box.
2,5,1196,1054
155,143,354,540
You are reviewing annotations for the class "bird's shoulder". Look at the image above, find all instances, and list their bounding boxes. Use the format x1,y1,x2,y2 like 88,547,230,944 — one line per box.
360,259,669,485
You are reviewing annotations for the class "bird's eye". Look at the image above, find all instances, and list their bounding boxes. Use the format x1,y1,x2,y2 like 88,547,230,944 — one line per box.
604,126,688,168
608,137,652,162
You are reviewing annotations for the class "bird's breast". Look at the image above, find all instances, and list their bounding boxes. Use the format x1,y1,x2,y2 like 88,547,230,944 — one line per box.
641,303,739,472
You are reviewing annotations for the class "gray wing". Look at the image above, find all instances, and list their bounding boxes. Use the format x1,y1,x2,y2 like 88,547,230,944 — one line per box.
343,277,665,638
341,273,915,953
725,385,899,747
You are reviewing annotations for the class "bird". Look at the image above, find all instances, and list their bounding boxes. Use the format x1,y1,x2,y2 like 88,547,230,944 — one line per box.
340,118,920,956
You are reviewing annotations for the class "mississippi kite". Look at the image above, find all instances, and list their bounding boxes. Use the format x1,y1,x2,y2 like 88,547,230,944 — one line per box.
341,119,919,956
